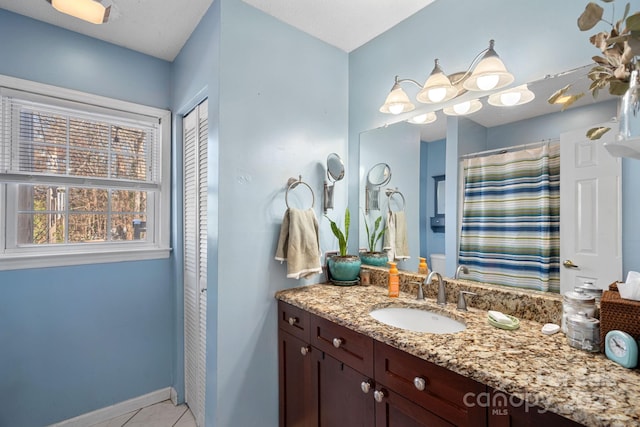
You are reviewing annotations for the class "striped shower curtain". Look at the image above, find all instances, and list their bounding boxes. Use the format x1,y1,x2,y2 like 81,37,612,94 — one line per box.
459,142,560,292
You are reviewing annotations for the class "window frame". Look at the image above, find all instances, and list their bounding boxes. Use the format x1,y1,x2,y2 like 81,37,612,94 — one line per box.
0,74,171,271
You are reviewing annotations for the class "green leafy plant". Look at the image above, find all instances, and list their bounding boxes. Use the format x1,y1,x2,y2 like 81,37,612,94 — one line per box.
325,207,350,256
363,213,386,253
549,0,640,139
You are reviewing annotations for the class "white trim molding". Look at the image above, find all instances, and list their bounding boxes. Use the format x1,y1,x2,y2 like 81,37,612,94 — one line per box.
48,387,175,427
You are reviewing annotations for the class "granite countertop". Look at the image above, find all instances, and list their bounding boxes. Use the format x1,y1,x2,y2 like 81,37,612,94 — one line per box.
275,282,640,427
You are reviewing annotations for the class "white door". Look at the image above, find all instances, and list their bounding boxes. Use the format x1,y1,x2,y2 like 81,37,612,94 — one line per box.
183,99,208,427
560,123,621,294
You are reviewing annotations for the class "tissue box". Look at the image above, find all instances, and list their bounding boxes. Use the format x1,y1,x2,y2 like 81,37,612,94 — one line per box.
599,282,640,353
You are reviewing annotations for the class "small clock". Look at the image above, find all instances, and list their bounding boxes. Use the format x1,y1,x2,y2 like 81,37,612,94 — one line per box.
605,330,638,369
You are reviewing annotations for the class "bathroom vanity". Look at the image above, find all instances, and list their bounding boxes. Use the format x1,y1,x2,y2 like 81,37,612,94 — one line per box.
276,281,640,426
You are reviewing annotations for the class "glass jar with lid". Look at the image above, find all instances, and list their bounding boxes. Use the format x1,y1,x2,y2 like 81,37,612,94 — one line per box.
561,290,595,334
566,311,600,353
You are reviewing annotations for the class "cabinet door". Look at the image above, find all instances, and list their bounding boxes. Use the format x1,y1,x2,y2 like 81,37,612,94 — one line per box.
373,387,455,427
279,329,313,427
311,350,375,427
487,388,582,427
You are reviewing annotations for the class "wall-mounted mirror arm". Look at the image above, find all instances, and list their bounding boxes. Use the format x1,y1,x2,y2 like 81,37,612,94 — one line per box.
324,153,344,213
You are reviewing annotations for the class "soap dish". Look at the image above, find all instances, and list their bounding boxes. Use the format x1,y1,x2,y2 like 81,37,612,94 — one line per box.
487,314,520,330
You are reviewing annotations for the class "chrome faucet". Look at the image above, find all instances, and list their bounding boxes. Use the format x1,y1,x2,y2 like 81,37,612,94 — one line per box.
455,265,469,279
425,271,446,306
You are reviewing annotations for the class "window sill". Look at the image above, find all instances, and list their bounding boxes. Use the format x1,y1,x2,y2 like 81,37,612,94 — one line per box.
0,247,171,271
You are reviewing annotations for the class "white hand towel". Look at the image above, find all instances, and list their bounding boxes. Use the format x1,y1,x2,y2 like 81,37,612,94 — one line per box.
275,208,323,279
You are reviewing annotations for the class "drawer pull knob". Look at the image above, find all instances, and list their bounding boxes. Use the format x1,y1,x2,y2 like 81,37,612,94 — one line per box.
373,390,386,403
300,346,310,356
361,380,372,394
288,317,297,326
413,377,426,391
332,338,343,348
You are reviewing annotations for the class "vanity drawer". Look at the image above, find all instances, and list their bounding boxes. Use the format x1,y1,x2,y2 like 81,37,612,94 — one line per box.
310,314,374,377
374,341,487,427
278,301,310,341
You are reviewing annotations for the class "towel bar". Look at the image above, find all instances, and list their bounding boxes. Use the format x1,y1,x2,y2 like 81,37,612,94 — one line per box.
285,175,315,209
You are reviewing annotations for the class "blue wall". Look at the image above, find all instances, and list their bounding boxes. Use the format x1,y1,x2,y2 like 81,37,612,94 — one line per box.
0,9,174,427
173,0,348,425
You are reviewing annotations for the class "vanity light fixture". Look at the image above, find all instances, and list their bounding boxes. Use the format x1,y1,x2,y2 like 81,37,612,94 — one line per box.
488,84,535,107
443,99,483,116
47,0,111,24
379,40,514,115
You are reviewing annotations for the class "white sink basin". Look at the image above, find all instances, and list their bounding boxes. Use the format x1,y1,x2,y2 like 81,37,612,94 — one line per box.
369,307,466,334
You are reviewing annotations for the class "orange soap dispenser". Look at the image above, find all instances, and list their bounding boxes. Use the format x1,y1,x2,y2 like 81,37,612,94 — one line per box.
418,257,429,275
388,261,399,298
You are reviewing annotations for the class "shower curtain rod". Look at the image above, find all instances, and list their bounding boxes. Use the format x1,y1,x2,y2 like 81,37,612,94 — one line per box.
459,138,559,160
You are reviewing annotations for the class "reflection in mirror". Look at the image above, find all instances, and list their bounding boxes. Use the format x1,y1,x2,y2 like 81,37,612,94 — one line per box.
358,65,621,291
365,163,392,214
324,153,344,213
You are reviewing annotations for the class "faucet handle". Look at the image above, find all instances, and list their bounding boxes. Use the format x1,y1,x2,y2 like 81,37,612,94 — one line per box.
457,290,477,311
410,281,424,300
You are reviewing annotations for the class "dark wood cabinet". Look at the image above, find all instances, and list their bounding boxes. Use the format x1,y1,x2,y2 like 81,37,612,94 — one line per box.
487,388,583,427
277,301,581,427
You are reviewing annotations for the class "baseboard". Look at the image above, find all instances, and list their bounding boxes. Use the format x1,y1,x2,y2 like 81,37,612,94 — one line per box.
170,387,178,406
49,387,175,427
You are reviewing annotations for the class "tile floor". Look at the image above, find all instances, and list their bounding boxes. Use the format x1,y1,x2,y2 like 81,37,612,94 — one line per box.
90,400,196,427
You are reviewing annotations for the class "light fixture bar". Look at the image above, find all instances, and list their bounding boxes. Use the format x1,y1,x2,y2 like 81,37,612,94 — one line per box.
48,0,111,24
379,39,514,115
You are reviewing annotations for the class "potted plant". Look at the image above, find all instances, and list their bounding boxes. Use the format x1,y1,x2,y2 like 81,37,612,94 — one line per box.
325,207,361,282
360,213,388,266
549,0,640,140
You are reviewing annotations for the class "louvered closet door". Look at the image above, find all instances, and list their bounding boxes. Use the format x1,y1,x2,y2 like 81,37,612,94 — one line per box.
183,99,208,427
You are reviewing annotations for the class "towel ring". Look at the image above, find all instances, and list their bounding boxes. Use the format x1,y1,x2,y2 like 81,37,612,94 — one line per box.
285,176,315,209
386,188,405,212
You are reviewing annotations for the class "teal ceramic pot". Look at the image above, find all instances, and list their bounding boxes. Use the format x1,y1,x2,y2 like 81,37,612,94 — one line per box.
360,251,388,266
328,255,362,282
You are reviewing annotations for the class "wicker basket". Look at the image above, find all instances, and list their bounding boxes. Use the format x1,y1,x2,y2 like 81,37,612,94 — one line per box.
599,282,640,353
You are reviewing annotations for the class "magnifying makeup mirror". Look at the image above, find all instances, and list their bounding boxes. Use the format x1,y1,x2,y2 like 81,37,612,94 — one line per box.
324,153,345,213
365,163,392,213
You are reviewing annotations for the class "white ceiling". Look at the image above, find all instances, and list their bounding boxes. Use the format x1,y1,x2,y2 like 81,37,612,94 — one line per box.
0,0,436,61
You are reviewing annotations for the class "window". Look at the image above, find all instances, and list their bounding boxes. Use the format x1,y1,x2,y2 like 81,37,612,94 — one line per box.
0,75,171,270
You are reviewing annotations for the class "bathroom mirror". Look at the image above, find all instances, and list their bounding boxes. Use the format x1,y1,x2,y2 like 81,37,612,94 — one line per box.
326,153,345,182
324,153,344,213
434,175,445,216
358,65,622,281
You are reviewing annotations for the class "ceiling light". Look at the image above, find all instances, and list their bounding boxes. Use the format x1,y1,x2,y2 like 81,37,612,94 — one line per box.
379,76,416,115
443,99,483,116
407,112,437,124
379,40,513,115
488,84,535,107
47,0,111,24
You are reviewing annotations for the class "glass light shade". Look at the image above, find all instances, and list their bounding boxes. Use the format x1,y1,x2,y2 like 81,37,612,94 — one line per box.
487,85,535,107
463,48,514,92
51,0,110,24
443,99,482,116
407,112,437,124
416,60,458,104
379,85,415,114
